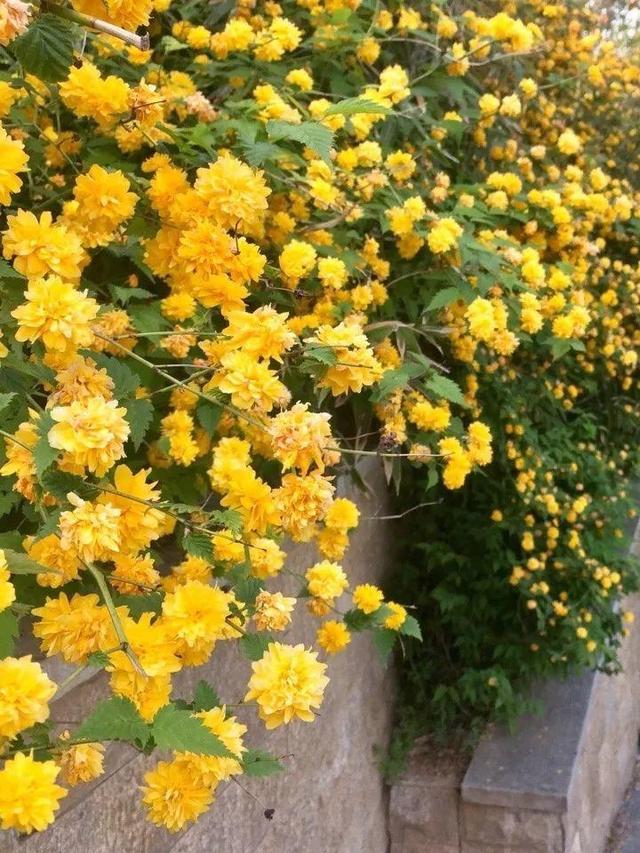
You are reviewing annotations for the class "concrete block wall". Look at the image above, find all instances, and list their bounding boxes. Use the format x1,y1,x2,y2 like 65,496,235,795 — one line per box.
7,460,397,853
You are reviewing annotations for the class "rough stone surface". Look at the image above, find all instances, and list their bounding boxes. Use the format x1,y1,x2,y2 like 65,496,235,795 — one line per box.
13,460,396,853
461,803,563,850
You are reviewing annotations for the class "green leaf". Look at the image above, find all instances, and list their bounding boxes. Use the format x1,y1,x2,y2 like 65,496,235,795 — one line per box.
324,97,392,117
33,412,58,478
242,749,284,777
239,632,273,661
113,591,163,618
372,628,397,663
87,650,111,669
193,680,221,712
371,362,425,403
0,610,19,658
89,353,139,399
0,393,16,417
109,285,155,306
12,14,76,83
75,697,151,746
40,469,93,501
196,402,222,435
304,345,338,366
183,530,214,561
125,398,154,450
400,615,422,640
151,705,231,756
266,120,334,165
423,374,466,406
0,260,23,281
427,287,465,311
210,509,243,534
2,548,52,576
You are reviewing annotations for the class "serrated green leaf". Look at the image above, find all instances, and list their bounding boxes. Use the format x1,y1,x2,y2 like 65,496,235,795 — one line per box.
266,120,334,164
125,398,154,450
304,345,338,366
113,591,163,618
87,650,111,669
33,412,58,478
40,469,92,501
193,680,221,712
324,97,392,117
0,393,16,417
12,15,76,83
400,615,422,640
0,610,19,658
0,260,24,281
371,362,425,403
109,285,155,305
183,530,214,560
242,749,284,777
427,287,465,311
151,705,231,756
0,491,19,519
210,509,243,534
196,402,222,435
88,353,140,399
75,697,151,746
372,628,397,663
2,548,54,576
423,374,466,406
239,632,273,661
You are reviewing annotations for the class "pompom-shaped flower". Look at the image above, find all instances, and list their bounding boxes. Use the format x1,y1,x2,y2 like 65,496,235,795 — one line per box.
317,620,351,654
3,211,85,280
64,164,137,247
58,494,122,563
244,642,329,729
98,465,164,555
427,217,463,254
0,124,28,205
209,351,289,412
57,733,105,787
304,321,383,396
279,239,317,284
161,581,232,648
12,276,98,355
0,753,66,834
0,0,30,46
24,533,81,589
0,656,56,739
49,397,130,476
71,0,153,32
32,592,121,664
253,590,296,632
305,560,348,603
352,583,384,614
275,471,335,541
269,403,339,474
193,154,270,235
0,549,14,612
143,757,215,832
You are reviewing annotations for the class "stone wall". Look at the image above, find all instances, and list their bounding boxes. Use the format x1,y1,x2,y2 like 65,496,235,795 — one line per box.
8,460,396,853
389,520,640,853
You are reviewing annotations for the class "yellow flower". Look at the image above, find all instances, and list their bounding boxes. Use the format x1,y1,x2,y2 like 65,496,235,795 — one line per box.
32,592,121,664
352,583,384,614
0,0,30,46
58,494,122,564
274,471,334,541
269,403,339,474
325,497,359,531
466,297,495,341
142,759,214,832
161,581,232,648
0,124,28,205
0,550,14,612
209,351,289,412
0,753,66,834
12,276,98,355
467,421,493,466
49,397,129,476
110,553,160,595
304,321,383,396
557,128,582,155
57,733,105,786
305,560,348,602
25,534,81,589
99,465,165,555
317,620,351,654
439,437,472,490
254,590,296,631
193,154,270,235
176,706,247,785
384,602,408,630
0,656,56,739
427,218,463,254
64,164,137,247
220,467,281,534
0,415,39,502
279,239,317,284
3,210,85,280
244,642,329,729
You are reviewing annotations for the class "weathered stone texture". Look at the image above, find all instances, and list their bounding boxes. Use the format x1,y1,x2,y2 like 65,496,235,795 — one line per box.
11,460,396,853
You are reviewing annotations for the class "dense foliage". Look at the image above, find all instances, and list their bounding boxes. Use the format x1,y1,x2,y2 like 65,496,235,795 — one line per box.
0,0,638,836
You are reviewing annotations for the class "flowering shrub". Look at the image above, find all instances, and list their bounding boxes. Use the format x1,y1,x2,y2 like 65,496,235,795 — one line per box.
0,0,638,836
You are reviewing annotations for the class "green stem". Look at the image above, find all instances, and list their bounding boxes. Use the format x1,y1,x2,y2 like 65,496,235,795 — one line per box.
41,2,150,50
86,563,146,675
